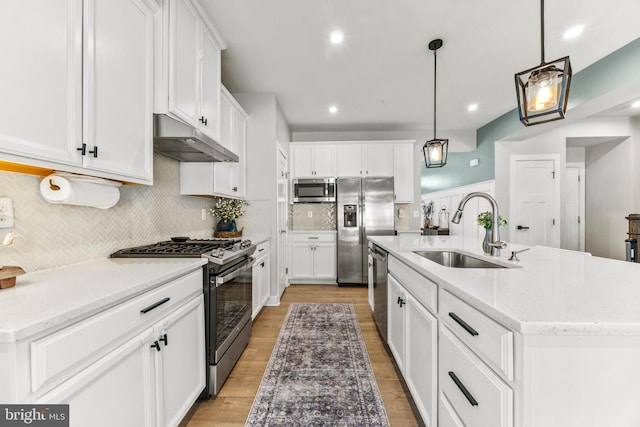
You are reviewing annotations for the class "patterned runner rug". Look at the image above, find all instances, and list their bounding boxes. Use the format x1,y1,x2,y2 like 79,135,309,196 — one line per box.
246,303,390,426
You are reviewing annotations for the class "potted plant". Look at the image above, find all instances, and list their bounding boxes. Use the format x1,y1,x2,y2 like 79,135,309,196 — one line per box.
421,200,435,228
210,198,248,236
477,211,507,254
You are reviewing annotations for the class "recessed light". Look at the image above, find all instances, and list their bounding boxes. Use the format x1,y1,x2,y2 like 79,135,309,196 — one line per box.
328,105,338,114
632,100,640,109
467,103,478,112
329,30,344,45
563,25,584,40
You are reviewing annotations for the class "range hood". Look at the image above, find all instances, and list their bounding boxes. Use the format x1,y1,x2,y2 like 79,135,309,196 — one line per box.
153,114,239,163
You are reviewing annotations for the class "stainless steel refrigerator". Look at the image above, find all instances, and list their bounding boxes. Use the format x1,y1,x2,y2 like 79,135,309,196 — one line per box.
337,177,395,285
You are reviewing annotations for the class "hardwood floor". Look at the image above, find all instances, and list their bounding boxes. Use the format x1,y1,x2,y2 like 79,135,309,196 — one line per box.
182,284,422,427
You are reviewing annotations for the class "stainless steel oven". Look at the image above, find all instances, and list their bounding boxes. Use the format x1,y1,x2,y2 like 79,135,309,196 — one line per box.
209,255,253,395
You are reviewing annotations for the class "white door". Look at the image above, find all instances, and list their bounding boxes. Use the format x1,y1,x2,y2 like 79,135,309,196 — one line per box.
336,144,363,177
200,27,221,140
364,144,394,176
313,243,336,279
510,157,560,247
292,145,314,178
291,243,313,279
562,163,585,251
386,274,405,372
277,146,289,296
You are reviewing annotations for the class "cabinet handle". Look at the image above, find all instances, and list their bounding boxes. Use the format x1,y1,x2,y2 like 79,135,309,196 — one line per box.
399,298,405,307
448,312,479,337
199,116,208,126
258,248,265,252
448,371,478,406
308,237,319,239
159,333,168,346
140,297,170,314
261,262,265,268
77,143,86,155
151,340,161,352
88,146,98,158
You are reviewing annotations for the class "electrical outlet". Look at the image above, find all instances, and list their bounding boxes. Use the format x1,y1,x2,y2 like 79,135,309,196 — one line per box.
413,210,420,218
201,208,207,221
307,211,313,218
0,198,14,228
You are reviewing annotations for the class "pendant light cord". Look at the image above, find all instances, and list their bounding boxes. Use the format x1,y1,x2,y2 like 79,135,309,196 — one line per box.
433,47,437,139
540,0,545,64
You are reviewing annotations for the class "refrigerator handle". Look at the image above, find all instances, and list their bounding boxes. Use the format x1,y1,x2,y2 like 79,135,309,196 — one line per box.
360,193,365,245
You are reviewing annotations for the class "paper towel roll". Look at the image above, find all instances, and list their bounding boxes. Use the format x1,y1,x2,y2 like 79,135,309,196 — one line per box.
40,173,121,209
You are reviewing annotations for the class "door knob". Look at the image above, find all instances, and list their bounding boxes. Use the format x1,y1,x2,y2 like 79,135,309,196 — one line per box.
517,225,530,230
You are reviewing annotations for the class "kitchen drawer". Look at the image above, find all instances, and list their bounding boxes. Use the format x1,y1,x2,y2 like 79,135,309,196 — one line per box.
389,255,437,314
440,290,514,380
255,240,270,256
291,233,336,243
439,325,513,427
30,269,202,394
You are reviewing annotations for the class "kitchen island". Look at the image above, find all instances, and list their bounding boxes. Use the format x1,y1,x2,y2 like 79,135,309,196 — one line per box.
369,234,640,427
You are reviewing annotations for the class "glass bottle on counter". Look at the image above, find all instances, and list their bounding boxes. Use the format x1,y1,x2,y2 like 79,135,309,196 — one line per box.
438,206,449,231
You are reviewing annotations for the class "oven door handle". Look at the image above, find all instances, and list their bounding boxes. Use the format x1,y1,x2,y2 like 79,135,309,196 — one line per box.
214,257,255,287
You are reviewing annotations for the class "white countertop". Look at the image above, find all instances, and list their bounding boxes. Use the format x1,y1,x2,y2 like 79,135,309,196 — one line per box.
369,235,640,336
0,258,207,343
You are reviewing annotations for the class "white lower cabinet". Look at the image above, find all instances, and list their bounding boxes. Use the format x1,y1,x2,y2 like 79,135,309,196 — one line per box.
38,294,204,427
290,233,336,282
37,329,155,427
438,325,513,427
252,240,271,319
154,295,205,427
7,269,207,427
387,273,437,427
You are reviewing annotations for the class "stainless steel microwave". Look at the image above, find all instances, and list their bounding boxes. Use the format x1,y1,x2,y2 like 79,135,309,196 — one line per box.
292,178,336,202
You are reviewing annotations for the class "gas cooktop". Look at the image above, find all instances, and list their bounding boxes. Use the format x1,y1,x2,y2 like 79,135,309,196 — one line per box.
111,238,255,265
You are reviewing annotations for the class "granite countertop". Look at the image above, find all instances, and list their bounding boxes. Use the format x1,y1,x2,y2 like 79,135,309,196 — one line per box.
368,235,640,336
0,258,207,343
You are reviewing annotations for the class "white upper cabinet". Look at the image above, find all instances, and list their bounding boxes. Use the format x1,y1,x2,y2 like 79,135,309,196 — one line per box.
158,0,225,141
180,86,247,198
0,0,156,184
336,143,394,177
393,142,415,202
291,145,336,178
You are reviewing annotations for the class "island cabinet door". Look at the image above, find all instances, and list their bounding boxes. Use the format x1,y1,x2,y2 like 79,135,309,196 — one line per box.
404,294,438,427
36,329,155,427
387,274,405,371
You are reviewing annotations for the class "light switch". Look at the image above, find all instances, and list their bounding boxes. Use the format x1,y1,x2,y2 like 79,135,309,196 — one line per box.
0,198,14,228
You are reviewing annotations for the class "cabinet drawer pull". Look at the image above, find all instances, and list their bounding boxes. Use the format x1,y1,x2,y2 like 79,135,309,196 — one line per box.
88,146,98,158
151,340,161,352
308,237,319,239
258,248,264,252
77,143,87,155
448,312,479,337
159,333,168,346
140,297,170,314
448,371,478,406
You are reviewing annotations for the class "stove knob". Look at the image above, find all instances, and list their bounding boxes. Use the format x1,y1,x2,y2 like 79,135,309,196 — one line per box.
240,239,251,248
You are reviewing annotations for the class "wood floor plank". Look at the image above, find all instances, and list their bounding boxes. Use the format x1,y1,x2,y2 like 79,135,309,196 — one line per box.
181,284,423,427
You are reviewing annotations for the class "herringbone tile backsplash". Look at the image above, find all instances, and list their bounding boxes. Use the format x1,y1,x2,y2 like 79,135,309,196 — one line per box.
0,154,218,272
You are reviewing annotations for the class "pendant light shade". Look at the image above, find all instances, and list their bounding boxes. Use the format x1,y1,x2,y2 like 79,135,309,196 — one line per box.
515,0,571,126
423,39,448,168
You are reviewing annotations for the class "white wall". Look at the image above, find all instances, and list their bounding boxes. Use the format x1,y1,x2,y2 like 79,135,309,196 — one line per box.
585,138,632,259
494,116,637,258
235,92,290,302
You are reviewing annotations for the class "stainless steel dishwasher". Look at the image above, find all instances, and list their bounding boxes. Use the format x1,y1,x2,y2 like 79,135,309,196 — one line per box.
368,241,388,342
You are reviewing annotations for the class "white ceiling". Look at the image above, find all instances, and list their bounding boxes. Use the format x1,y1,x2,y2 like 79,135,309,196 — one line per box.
201,0,640,134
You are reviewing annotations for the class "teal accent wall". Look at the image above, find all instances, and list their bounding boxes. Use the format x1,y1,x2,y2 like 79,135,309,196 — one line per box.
421,36,640,194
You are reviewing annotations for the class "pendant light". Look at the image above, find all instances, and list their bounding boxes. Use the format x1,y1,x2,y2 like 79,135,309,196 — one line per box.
423,38,448,168
515,0,572,126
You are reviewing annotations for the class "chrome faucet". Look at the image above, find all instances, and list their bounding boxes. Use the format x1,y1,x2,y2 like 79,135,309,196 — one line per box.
451,192,507,256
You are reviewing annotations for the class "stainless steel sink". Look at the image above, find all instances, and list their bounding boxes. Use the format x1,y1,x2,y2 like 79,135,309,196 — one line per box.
413,250,508,269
